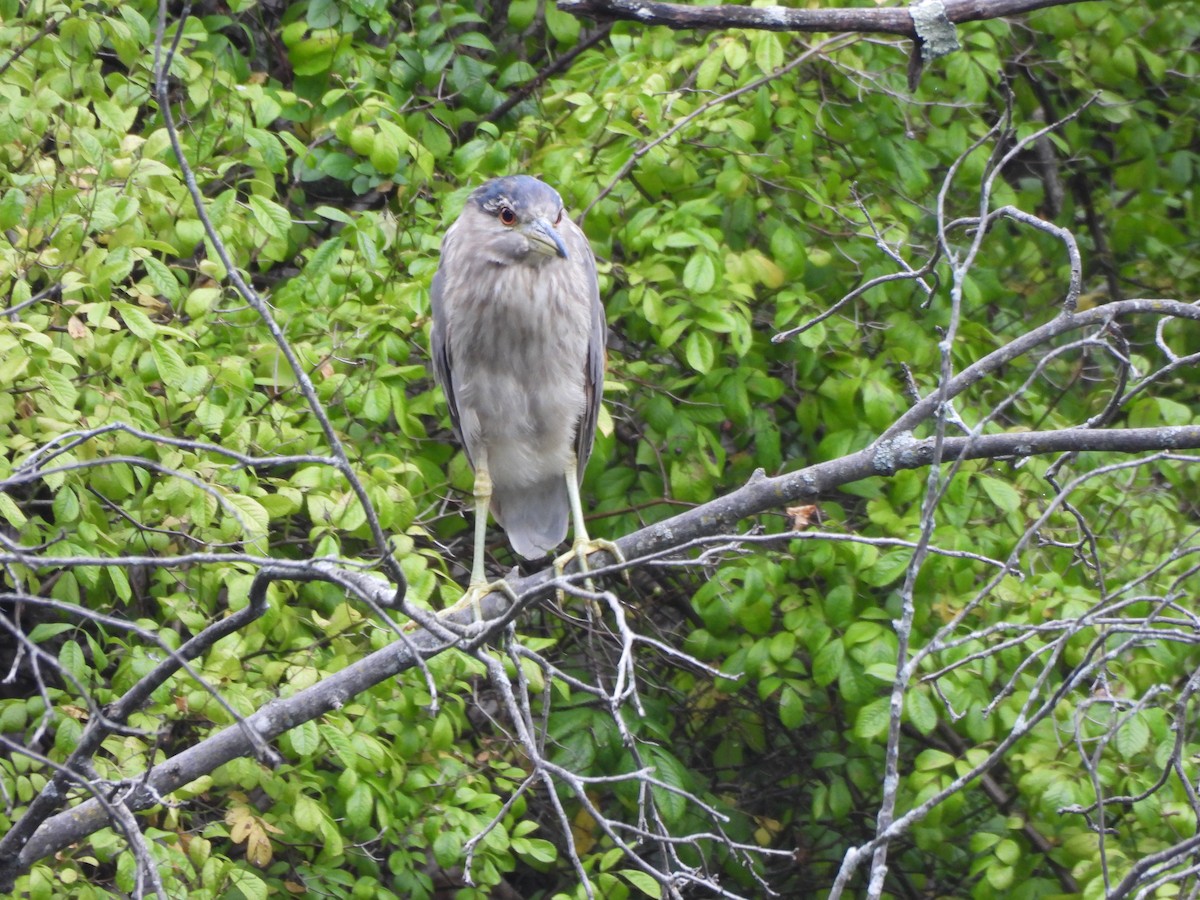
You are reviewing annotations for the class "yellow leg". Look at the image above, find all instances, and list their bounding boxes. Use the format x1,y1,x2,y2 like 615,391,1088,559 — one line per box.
552,457,624,592
448,449,516,621
469,454,492,588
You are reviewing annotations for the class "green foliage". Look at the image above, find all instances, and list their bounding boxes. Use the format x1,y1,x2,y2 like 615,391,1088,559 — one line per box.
2,0,1200,896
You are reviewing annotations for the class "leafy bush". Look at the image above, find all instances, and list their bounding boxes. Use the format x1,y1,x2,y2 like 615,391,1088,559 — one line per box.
2,0,1200,897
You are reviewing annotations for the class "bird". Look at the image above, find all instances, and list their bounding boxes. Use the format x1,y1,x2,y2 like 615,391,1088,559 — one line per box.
429,175,615,608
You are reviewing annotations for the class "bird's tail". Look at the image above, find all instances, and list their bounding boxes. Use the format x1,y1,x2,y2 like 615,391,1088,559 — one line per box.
492,478,570,560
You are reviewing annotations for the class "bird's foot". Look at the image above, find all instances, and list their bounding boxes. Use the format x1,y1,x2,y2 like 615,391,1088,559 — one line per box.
552,537,626,603
446,577,519,625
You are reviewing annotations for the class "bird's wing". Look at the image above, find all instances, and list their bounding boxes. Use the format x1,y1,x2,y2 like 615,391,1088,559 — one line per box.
569,219,605,482
429,266,468,454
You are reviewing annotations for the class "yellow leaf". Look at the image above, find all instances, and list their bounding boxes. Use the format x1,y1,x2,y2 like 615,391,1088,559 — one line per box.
226,802,279,867
571,805,597,856
246,824,274,867
750,250,785,289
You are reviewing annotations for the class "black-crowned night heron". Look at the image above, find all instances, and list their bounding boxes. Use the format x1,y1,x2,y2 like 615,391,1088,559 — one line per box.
430,175,615,606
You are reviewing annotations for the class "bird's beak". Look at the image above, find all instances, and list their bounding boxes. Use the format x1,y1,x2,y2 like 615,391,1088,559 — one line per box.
523,217,569,259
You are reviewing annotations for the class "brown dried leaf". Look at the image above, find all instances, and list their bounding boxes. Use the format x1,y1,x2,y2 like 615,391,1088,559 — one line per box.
786,504,819,530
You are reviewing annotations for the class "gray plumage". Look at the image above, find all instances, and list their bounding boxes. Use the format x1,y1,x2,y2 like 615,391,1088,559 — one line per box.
430,176,605,564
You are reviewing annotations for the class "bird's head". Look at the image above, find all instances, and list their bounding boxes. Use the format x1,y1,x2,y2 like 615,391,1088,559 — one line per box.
465,175,570,265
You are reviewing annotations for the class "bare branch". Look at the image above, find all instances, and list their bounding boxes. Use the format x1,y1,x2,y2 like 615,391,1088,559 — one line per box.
584,36,856,218
11,417,1200,875
150,2,407,599
461,24,614,141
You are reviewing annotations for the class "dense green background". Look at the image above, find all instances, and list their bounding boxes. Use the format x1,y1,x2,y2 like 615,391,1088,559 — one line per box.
1,0,1199,896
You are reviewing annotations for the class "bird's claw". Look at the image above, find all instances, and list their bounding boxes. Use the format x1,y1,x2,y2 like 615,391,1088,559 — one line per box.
449,578,519,624
552,538,626,602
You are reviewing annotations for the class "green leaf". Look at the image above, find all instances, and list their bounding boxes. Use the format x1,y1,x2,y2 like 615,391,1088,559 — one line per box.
185,287,220,318
42,368,78,408
142,256,181,302
313,207,353,225
307,0,339,28
223,493,269,550
318,151,357,179
345,782,373,830
518,838,557,864
1115,712,1150,759
861,379,896,429
456,31,494,52
854,697,891,740
986,863,1014,891
248,195,292,240
151,341,187,386
0,701,28,734
769,630,796,663
361,383,392,423
979,475,1021,513
994,838,1020,866
94,98,136,132
59,640,85,681
828,776,852,820
0,189,25,231
377,118,412,160
432,830,461,868
290,32,343,76
176,218,205,246
293,794,322,832
117,304,158,340
724,38,748,70
860,551,910,588
544,6,580,44
319,723,360,769
797,320,825,350
0,492,27,527
914,749,955,771
683,254,716,292
684,331,715,373
508,0,537,28
864,662,897,683
226,868,268,900
697,49,725,91
647,747,689,824
753,33,784,74
778,686,805,729
286,719,320,756
108,566,131,603
369,128,401,173
1156,396,1192,425
904,688,938,735
621,870,663,898
812,639,844,688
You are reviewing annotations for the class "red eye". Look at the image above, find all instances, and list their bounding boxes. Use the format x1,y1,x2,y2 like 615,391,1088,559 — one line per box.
555,209,564,225
498,207,517,226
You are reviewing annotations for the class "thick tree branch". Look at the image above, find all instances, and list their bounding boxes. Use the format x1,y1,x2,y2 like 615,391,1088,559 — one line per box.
8,276,1199,881
12,416,1200,873
7,565,486,881
0,583,272,879
557,0,1091,36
